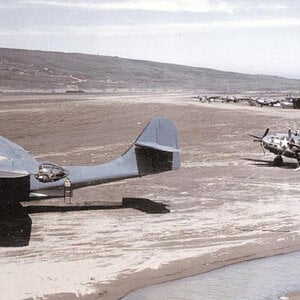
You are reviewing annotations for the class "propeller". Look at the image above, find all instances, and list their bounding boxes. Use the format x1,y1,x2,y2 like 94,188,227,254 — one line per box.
250,128,269,154
250,128,269,142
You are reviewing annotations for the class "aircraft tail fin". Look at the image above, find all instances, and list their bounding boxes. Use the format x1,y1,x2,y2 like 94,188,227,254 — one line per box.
46,117,180,189
126,117,180,176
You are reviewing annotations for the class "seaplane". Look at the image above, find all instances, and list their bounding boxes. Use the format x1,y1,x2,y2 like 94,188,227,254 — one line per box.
0,117,180,246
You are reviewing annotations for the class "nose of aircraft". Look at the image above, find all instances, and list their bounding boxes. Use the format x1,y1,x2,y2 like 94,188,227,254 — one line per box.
262,135,271,145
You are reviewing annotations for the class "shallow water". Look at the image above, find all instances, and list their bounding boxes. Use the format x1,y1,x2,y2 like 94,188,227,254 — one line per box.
124,251,300,300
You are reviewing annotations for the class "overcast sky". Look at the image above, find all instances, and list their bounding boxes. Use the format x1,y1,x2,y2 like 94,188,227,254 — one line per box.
1,0,300,78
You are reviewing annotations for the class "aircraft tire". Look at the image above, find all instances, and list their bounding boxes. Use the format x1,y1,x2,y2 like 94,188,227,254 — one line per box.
273,156,283,167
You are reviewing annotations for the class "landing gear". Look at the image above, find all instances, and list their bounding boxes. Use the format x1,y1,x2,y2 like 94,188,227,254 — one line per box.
273,156,283,167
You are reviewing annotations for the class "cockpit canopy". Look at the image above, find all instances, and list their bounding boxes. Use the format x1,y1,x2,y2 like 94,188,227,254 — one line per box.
35,163,69,183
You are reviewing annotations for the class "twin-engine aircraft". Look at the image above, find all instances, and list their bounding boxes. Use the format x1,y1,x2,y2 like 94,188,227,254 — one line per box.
0,117,180,246
251,128,300,167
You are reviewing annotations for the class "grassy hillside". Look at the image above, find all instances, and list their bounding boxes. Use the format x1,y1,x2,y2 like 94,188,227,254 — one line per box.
0,47,299,92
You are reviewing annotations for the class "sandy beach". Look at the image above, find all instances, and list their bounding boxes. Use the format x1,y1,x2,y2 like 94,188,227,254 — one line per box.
0,92,299,300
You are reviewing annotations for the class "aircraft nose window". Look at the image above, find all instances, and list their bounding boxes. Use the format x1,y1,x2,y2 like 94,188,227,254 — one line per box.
35,163,69,183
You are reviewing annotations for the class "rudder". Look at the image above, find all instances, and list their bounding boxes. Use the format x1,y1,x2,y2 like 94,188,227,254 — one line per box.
133,117,180,175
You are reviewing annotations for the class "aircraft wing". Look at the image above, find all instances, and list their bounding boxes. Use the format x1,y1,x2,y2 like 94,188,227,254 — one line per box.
0,138,34,246
0,136,39,176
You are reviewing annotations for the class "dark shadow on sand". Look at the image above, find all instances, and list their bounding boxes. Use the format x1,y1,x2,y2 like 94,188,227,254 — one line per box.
244,158,298,169
25,198,170,214
1,198,169,247
122,198,170,214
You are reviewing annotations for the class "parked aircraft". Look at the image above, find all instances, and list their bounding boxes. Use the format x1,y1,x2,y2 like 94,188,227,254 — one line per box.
280,99,294,109
280,94,300,109
224,96,238,103
251,128,300,167
256,98,279,107
204,95,220,102
0,117,180,246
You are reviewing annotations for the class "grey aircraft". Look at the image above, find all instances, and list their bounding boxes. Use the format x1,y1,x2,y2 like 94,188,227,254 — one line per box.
280,99,294,109
279,94,300,109
0,117,180,246
256,98,280,107
251,128,300,167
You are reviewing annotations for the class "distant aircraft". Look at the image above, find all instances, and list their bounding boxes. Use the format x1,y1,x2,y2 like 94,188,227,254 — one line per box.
204,95,220,102
280,99,294,109
251,128,300,167
224,96,238,103
282,94,300,109
0,117,180,246
256,98,279,107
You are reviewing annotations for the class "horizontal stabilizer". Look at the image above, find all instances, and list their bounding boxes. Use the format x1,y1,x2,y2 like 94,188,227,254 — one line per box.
135,141,180,153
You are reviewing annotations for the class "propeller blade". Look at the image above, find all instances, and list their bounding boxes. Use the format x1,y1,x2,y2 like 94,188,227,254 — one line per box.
260,143,265,154
250,128,269,141
250,134,262,139
263,128,269,138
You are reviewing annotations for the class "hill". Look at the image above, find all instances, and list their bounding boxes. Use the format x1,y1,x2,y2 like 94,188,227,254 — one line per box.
0,47,299,92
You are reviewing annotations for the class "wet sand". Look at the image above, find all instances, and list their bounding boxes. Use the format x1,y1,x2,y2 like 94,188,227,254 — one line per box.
0,92,299,299
285,291,300,300
124,251,300,300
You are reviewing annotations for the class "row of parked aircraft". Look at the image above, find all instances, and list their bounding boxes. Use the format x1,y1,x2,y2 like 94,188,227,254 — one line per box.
196,94,300,108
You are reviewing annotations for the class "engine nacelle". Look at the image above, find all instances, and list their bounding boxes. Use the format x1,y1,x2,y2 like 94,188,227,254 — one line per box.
35,163,69,183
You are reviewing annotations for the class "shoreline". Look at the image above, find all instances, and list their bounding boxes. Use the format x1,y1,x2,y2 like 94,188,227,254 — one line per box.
45,235,300,300
103,239,300,300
